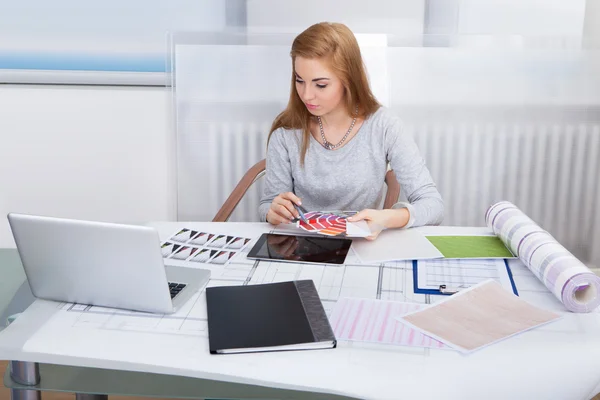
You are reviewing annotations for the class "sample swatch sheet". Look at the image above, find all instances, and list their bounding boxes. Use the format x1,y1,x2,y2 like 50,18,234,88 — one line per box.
397,280,561,353
425,235,515,259
161,228,252,266
351,228,444,263
292,211,371,237
330,297,448,350
414,258,517,295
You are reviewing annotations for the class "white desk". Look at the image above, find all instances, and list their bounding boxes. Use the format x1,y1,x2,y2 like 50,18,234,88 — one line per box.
2,222,600,400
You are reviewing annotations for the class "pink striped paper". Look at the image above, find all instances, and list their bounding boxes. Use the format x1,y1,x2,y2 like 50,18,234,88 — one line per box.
330,297,448,349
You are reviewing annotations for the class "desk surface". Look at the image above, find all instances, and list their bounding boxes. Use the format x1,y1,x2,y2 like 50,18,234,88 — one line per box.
2,222,600,400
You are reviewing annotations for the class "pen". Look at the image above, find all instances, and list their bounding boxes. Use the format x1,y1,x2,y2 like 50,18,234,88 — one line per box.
294,203,308,223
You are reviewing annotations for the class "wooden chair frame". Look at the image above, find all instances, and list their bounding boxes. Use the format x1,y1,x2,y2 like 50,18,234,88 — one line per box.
212,159,400,222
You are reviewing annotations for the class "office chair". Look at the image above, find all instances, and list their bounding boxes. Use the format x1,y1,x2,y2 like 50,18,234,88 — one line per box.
212,159,401,222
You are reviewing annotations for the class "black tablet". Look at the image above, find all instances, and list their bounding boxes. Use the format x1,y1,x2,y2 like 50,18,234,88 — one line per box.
247,233,353,265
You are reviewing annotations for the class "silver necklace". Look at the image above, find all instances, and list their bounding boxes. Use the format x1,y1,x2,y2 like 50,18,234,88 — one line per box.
317,114,356,150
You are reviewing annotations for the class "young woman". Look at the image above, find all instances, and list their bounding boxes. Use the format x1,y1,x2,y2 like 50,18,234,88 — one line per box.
259,22,444,240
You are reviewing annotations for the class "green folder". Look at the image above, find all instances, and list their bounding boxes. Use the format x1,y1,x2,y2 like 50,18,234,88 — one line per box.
425,235,515,259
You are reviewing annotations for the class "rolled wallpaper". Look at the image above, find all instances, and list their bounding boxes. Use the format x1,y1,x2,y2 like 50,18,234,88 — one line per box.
486,201,600,313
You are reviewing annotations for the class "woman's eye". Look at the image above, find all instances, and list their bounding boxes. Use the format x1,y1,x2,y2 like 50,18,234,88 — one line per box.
295,79,304,84
317,84,327,89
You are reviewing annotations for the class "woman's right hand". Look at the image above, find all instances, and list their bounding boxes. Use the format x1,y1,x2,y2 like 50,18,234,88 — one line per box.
266,192,302,225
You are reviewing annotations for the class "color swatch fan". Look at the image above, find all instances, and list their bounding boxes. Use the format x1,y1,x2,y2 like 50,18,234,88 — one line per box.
296,211,371,237
298,212,347,236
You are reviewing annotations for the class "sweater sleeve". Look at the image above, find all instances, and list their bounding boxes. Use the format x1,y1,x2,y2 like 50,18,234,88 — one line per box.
258,128,295,222
384,113,444,227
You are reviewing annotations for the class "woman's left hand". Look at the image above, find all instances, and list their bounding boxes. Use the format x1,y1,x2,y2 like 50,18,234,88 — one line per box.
347,208,410,240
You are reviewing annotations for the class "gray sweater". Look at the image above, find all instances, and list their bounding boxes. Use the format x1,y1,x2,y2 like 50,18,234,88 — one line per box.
258,106,444,228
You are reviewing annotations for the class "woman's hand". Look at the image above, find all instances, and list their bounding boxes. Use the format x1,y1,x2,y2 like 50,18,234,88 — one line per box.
266,192,302,225
347,208,410,240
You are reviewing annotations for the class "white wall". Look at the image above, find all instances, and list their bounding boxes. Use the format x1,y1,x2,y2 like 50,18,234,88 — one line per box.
0,85,175,248
584,0,600,48
458,0,586,36
246,0,425,37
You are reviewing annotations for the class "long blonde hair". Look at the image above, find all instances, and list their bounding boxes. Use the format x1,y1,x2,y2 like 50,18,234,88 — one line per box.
268,22,381,165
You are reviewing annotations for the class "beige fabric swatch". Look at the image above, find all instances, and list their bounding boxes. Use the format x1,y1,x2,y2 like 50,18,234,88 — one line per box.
398,280,561,352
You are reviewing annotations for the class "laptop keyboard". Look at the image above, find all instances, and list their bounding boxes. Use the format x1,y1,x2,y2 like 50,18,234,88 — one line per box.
168,282,187,299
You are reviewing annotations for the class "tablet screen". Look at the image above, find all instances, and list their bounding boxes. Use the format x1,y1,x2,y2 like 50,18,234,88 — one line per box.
247,233,352,265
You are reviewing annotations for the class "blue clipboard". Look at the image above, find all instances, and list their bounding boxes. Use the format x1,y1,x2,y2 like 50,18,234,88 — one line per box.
412,259,519,296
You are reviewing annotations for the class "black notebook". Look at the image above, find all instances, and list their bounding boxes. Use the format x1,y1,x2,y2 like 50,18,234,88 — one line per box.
206,280,337,354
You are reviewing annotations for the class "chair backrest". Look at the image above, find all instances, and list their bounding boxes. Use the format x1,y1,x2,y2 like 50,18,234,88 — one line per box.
212,159,401,222
212,159,266,222
383,170,400,210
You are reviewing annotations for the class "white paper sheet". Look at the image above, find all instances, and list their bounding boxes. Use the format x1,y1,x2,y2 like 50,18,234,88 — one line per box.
351,228,444,263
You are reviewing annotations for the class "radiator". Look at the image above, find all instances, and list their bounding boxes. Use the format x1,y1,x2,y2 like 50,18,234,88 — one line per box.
195,119,600,266
206,120,271,222
408,121,600,266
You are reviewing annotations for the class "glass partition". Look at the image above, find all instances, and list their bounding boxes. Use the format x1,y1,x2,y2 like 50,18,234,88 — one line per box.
171,28,600,266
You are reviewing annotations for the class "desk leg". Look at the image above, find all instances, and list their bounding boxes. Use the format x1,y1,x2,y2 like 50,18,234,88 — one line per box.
9,361,41,400
76,394,108,400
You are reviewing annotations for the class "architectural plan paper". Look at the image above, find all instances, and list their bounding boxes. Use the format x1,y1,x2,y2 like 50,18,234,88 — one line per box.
415,258,517,295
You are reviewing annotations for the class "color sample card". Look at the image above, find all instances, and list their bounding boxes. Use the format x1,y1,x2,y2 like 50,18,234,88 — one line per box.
188,232,211,246
160,228,252,265
208,250,237,265
189,248,215,263
207,234,231,248
224,237,251,250
170,246,199,260
170,229,199,243
161,242,182,258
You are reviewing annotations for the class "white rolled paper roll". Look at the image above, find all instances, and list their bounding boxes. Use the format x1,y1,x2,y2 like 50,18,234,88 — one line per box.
485,201,600,313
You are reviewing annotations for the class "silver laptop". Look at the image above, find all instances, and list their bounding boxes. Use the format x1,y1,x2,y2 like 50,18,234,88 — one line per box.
7,213,210,314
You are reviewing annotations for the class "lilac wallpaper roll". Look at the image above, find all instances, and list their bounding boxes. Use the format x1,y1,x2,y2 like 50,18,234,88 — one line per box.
486,201,600,313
